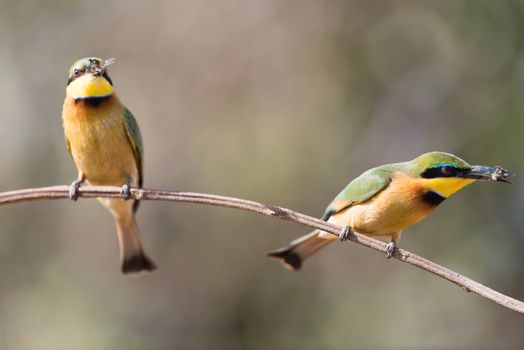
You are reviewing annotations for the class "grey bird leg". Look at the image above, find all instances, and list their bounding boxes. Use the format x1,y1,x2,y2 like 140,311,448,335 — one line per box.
385,240,397,259
339,225,351,241
121,178,132,200
69,173,86,201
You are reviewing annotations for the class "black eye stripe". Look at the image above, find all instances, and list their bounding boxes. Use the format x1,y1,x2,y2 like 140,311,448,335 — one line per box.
421,167,443,178
421,166,469,179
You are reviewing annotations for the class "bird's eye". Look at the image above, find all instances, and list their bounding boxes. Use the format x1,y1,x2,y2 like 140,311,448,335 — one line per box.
73,69,81,76
441,166,454,175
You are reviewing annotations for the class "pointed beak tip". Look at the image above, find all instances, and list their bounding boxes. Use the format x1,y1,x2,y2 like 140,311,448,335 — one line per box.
493,166,514,183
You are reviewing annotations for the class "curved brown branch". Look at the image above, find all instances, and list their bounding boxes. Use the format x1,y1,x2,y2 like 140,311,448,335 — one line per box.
1,185,523,314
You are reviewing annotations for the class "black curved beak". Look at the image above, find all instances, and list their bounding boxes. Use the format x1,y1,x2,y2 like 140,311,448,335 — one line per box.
462,165,514,183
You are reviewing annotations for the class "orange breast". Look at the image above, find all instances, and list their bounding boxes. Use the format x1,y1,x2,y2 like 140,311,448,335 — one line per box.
330,172,438,236
62,95,138,187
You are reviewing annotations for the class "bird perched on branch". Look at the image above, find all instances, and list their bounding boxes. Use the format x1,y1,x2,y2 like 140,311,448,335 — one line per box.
61,57,156,273
267,152,512,271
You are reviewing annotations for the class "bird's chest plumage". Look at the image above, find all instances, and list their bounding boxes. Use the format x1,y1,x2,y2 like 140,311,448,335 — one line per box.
62,96,137,186
331,173,441,236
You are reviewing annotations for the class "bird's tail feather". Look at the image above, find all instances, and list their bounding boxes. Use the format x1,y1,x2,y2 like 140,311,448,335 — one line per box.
122,251,156,273
266,230,336,271
115,216,157,274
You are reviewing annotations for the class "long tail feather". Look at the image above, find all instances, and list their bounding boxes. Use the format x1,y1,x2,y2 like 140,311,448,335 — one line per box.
115,216,156,274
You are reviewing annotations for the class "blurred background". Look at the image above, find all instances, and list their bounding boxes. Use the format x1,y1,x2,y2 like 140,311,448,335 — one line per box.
1,0,524,348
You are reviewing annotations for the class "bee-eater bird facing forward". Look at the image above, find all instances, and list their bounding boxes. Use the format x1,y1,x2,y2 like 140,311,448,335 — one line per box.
62,57,156,274
267,152,512,271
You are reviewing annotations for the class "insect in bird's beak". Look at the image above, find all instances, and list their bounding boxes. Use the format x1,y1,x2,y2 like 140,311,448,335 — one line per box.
462,165,514,183
89,58,115,77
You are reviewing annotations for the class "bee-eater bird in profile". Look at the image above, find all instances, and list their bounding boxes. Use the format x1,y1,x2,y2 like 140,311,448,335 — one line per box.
62,57,156,274
267,152,512,271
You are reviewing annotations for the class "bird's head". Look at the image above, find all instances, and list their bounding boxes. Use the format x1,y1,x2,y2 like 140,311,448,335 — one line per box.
407,152,513,198
66,57,115,99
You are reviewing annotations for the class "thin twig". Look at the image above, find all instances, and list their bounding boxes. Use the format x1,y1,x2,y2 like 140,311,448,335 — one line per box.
0,185,523,314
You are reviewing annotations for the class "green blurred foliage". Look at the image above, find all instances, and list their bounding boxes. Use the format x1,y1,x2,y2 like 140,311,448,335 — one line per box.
1,0,524,348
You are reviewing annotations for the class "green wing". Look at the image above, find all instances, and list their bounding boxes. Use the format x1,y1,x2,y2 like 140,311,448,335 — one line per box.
123,107,144,212
321,167,392,221
123,107,143,187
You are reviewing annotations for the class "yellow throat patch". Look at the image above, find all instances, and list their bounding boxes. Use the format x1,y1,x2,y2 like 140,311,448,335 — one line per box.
423,177,476,197
67,74,113,99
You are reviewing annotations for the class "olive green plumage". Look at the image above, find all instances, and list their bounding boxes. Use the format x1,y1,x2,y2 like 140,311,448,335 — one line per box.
123,107,143,212
68,58,92,78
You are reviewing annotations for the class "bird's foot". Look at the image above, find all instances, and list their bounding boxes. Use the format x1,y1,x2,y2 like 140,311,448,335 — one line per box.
339,225,351,241
385,241,396,259
69,179,83,201
121,180,132,200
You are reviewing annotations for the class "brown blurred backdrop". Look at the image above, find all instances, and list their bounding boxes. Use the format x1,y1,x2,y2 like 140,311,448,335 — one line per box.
1,0,524,348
